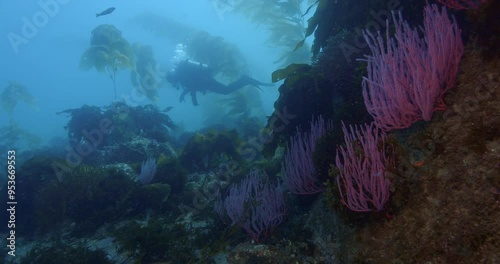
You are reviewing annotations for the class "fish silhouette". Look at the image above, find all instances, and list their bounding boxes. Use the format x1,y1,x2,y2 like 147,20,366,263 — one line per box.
96,7,115,17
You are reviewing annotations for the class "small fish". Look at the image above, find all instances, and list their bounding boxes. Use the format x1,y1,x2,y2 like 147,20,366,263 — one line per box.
163,106,173,113
412,160,425,167
96,7,115,17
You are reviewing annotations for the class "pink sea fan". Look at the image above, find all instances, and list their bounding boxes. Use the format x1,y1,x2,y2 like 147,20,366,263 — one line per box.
335,122,393,212
282,116,332,195
360,4,463,131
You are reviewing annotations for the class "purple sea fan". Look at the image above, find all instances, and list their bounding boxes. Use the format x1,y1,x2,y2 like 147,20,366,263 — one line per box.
138,158,157,184
282,116,332,195
214,170,286,242
335,122,393,212
360,4,463,131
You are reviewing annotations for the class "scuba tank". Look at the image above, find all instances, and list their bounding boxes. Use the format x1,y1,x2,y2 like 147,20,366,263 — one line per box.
185,59,209,69
177,59,212,79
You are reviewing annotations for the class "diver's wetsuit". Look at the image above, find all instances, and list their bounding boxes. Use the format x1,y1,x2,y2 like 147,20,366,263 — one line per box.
166,60,272,106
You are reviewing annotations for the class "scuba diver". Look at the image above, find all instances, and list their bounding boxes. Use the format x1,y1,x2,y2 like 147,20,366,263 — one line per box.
166,60,273,106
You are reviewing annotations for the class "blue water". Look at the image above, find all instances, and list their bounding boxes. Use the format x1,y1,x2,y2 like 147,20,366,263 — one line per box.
0,0,290,150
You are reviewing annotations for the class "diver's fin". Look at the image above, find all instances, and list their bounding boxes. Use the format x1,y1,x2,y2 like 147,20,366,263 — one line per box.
238,75,274,88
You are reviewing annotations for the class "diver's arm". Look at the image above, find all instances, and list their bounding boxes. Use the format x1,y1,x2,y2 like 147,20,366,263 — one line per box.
179,90,188,102
190,91,199,106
